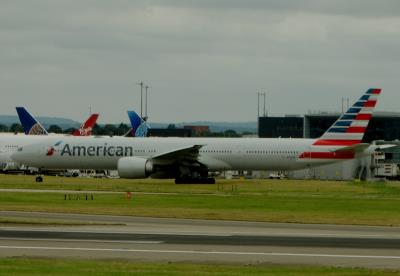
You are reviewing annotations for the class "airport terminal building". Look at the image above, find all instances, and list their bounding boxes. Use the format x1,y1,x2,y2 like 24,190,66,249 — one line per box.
257,112,400,180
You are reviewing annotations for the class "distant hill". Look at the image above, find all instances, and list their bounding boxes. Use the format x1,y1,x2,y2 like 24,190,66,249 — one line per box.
0,115,80,129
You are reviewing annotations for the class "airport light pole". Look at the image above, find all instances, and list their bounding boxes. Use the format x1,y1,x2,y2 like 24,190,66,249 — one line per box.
145,85,150,121
137,81,144,118
263,92,266,116
257,92,266,117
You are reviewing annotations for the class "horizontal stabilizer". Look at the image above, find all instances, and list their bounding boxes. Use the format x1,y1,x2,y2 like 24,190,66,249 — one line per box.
330,143,370,153
374,144,397,151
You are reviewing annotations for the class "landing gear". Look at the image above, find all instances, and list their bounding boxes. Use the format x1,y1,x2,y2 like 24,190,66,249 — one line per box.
173,163,215,184
175,178,215,184
35,175,43,183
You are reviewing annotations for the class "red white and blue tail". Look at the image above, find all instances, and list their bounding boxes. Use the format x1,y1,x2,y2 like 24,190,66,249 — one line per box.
313,88,381,147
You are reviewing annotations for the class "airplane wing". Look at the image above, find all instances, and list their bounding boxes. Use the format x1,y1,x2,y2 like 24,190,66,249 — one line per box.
152,145,204,161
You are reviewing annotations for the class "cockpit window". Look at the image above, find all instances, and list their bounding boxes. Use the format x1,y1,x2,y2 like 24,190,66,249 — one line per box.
17,147,23,152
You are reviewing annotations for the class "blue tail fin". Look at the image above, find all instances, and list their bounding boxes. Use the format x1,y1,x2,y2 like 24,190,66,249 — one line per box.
15,107,48,135
126,110,150,137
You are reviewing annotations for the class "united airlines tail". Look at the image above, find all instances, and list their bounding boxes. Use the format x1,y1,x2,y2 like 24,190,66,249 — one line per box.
314,88,381,147
72,114,99,136
15,107,48,135
125,110,150,137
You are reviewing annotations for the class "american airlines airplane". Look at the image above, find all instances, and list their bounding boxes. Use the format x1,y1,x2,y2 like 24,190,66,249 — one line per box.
0,109,99,170
0,109,147,171
12,88,381,183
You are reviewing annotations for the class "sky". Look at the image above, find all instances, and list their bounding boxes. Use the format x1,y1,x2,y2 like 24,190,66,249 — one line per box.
1,0,400,124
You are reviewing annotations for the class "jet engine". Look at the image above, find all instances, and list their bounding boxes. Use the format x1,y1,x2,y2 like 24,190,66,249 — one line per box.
117,157,153,179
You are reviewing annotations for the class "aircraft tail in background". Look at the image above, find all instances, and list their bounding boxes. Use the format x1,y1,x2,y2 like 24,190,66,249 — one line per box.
313,88,381,147
15,107,48,135
72,113,99,136
125,110,150,137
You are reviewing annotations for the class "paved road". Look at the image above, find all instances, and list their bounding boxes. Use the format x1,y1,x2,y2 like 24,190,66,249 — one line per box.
1,211,400,268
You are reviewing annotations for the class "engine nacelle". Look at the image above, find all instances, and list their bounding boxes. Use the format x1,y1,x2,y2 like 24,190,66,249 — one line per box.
117,157,153,179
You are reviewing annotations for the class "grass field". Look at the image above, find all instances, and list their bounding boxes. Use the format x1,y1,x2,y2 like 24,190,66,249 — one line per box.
1,175,400,226
1,258,400,276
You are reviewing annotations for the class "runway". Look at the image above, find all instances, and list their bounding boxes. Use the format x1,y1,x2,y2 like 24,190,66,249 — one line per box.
1,211,400,268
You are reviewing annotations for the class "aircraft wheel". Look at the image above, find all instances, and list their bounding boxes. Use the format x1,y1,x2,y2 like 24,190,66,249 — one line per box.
35,176,43,183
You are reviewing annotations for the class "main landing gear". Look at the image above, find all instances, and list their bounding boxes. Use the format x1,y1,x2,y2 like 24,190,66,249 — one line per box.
175,178,215,184
35,175,43,183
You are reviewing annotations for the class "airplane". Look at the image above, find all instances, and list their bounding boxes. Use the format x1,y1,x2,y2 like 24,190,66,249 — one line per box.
0,109,146,171
0,108,99,171
16,107,99,136
11,88,382,184
124,110,150,137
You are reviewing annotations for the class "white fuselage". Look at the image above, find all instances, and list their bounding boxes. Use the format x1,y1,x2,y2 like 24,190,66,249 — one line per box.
0,133,75,167
0,134,49,165
11,136,356,172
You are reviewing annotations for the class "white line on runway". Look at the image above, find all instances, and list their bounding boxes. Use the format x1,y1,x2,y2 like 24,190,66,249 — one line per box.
0,228,231,236
0,237,162,244
1,245,400,260
0,227,390,238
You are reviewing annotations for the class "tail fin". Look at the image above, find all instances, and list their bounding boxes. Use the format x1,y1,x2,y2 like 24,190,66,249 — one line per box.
15,107,48,135
313,88,381,146
125,110,150,137
72,113,99,136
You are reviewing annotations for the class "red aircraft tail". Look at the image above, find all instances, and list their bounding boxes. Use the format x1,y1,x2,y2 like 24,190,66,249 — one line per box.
72,113,99,136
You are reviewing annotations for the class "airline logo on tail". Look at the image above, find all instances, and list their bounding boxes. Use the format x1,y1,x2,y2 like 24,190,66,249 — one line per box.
126,110,150,137
300,88,381,160
72,114,99,136
16,107,48,135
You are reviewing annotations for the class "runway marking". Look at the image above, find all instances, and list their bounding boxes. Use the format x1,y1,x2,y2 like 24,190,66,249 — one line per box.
0,238,162,244
1,245,400,260
0,228,390,238
0,228,231,237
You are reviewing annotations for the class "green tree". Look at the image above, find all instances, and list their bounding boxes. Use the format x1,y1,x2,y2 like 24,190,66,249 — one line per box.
91,123,102,135
224,129,240,137
0,124,8,132
10,123,23,133
48,124,63,134
63,127,76,135
116,123,130,136
103,124,118,136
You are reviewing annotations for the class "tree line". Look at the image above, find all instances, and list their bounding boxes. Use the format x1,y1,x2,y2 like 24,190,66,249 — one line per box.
0,123,131,136
0,123,248,137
